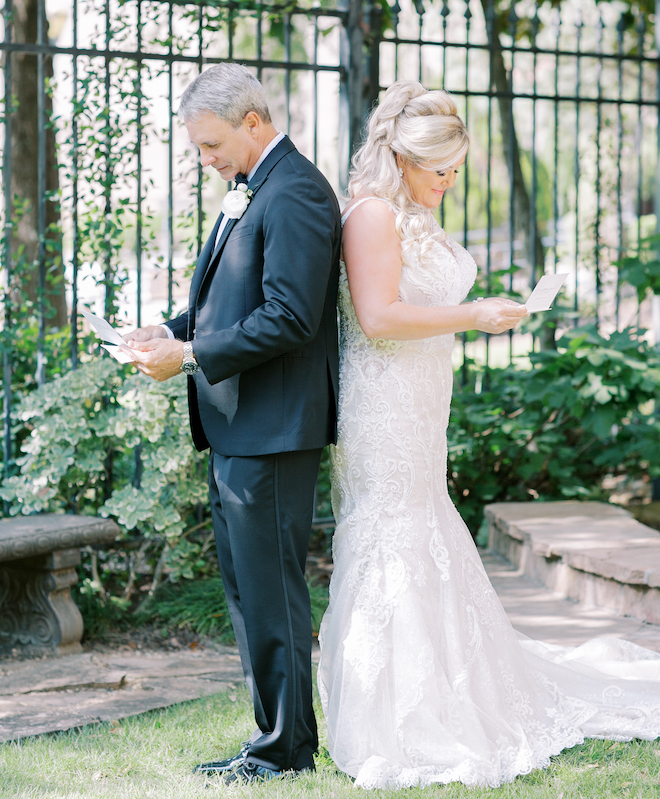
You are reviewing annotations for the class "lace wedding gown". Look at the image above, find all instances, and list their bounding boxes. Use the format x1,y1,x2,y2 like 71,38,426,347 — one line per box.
317,198,660,789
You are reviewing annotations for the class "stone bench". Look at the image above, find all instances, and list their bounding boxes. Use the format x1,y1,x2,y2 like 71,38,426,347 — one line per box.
484,501,660,625
0,515,120,656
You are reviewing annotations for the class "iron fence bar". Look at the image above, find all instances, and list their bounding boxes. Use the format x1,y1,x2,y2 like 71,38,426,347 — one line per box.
573,9,582,326
256,1,263,81
615,12,624,329
228,0,234,60
36,0,47,386
313,9,318,165
529,11,539,292
2,0,13,491
439,0,449,229
653,0,660,503
136,0,144,329
196,2,204,258
440,0,448,87
103,0,113,318
459,0,470,385
134,0,145,490
380,33,657,65
0,46,348,74
370,84,660,108
552,10,559,277
71,0,80,368
167,0,174,318
392,0,400,82
636,14,645,325
484,0,493,371
337,0,357,195
416,0,422,80
594,13,603,326
507,2,516,363
284,12,291,135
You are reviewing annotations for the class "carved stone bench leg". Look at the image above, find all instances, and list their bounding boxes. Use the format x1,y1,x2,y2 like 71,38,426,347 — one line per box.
0,548,83,656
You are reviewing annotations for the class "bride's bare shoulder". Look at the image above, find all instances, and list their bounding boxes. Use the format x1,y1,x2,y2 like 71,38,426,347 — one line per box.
342,196,401,263
342,195,397,229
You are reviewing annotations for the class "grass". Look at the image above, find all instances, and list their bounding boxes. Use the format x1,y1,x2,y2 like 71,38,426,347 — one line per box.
1,679,659,799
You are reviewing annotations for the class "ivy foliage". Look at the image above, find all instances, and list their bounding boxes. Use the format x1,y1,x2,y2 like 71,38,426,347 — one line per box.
448,326,660,535
0,358,210,584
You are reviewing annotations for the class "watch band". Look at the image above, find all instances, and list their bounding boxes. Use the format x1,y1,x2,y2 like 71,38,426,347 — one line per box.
180,341,200,374
183,341,197,362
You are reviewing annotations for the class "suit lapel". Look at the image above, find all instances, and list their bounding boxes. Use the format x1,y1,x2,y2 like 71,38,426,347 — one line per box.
188,212,224,320
196,215,239,294
189,136,296,313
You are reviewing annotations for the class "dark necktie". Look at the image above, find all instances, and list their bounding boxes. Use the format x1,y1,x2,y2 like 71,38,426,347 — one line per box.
235,173,248,185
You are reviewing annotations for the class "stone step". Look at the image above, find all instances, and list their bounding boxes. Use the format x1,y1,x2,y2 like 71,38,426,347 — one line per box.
481,550,660,653
484,501,660,626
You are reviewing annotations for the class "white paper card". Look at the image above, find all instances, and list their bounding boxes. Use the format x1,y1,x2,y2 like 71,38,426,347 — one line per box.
81,310,127,346
102,344,136,364
81,310,136,361
524,273,569,313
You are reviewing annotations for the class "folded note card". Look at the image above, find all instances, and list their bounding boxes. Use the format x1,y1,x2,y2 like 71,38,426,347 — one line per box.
525,273,569,313
81,310,136,363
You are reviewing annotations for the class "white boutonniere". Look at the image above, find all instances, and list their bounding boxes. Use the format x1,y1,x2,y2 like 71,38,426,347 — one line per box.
221,183,253,220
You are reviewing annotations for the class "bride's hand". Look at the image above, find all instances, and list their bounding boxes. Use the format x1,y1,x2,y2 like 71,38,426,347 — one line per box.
472,298,528,334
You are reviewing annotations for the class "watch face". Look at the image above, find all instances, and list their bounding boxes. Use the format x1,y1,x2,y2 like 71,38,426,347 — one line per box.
181,361,199,375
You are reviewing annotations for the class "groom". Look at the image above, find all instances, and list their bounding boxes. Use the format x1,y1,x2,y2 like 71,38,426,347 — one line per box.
128,64,341,783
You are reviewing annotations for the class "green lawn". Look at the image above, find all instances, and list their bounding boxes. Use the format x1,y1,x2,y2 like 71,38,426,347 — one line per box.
2,682,659,798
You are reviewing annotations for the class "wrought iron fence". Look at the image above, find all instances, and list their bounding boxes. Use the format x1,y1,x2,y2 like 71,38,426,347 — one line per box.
373,0,660,370
1,0,660,491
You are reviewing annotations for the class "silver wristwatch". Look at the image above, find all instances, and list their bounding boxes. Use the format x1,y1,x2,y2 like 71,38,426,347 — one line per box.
180,341,200,375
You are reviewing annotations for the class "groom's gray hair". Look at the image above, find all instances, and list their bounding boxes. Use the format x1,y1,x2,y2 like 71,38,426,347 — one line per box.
179,63,271,127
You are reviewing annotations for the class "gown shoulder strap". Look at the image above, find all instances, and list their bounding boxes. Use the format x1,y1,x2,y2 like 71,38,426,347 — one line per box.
341,196,394,226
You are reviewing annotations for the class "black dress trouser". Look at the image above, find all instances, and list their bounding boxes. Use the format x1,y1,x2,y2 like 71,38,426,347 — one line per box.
208,447,323,772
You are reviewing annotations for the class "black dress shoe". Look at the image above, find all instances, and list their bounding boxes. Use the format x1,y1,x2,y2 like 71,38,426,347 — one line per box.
223,761,315,784
193,741,250,774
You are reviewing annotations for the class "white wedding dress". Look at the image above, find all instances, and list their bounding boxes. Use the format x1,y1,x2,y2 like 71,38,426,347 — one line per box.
317,198,660,790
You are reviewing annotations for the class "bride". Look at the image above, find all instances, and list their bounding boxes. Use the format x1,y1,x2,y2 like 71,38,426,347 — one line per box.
317,81,660,789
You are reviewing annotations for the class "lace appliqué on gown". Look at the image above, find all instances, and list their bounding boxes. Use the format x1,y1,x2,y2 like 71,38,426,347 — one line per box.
318,207,660,789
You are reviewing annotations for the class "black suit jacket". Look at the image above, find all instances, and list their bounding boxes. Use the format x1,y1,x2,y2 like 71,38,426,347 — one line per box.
166,136,341,456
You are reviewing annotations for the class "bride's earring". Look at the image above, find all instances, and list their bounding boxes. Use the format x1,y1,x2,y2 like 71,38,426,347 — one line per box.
398,167,404,178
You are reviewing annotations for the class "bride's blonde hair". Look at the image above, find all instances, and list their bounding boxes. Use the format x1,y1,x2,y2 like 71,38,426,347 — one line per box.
348,81,469,257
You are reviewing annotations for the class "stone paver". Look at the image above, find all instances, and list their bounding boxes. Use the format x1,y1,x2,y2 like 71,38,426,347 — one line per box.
0,647,244,743
482,550,660,653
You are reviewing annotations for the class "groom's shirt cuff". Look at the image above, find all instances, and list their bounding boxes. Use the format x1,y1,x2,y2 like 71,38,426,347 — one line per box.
160,324,175,340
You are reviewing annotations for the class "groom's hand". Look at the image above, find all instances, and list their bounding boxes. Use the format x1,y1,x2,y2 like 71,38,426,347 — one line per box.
130,339,185,382
124,325,168,344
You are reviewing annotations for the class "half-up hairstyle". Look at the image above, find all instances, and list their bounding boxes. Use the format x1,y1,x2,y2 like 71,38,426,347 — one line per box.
348,81,469,259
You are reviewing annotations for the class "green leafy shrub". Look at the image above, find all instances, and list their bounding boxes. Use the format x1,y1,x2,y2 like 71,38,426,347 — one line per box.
0,357,212,593
448,326,660,535
617,233,660,302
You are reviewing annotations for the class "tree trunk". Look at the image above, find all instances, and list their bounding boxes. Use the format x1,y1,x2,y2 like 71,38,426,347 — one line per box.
7,0,68,330
479,0,555,348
